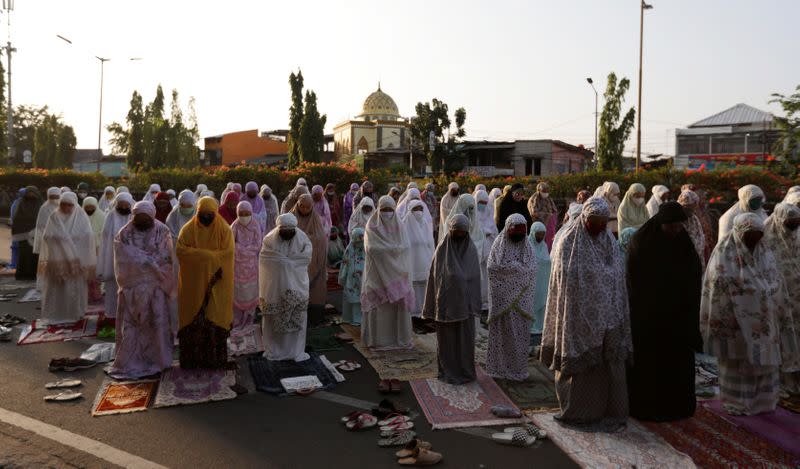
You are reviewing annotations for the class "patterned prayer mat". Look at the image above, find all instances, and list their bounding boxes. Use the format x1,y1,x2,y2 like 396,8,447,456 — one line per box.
17,315,100,345
91,379,157,417
410,367,523,430
643,405,799,468
340,323,438,381
496,359,559,413
326,268,342,292
703,399,800,460
247,352,339,396
228,323,264,357
153,363,237,408
531,412,696,469
306,325,343,352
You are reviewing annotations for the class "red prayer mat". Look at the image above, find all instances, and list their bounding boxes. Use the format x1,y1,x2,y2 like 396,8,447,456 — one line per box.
17,315,100,345
92,379,157,416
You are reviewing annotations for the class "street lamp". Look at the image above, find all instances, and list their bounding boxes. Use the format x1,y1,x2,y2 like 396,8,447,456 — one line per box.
636,0,654,172
586,77,598,167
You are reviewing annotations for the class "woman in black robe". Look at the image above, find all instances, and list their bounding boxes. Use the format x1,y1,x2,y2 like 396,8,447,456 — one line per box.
11,186,43,280
496,183,532,232
626,201,703,421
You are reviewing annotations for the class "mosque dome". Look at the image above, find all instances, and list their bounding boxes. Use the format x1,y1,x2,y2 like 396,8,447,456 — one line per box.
360,85,400,119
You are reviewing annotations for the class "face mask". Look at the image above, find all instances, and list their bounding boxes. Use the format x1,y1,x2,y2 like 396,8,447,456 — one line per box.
380,212,394,221
449,190,458,197
116,207,131,216
413,211,424,220
198,213,215,226
134,219,154,231
535,233,546,243
509,233,526,243
246,191,257,199
77,191,88,199
540,192,549,199
363,208,373,216
748,197,763,211
326,191,335,196
85,208,96,216
632,197,644,206
785,220,800,231
363,191,373,198
477,204,487,212
279,230,296,241
585,221,607,237
49,198,60,205
743,231,763,251
238,216,252,226
609,194,620,203
180,207,195,217
105,193,114,199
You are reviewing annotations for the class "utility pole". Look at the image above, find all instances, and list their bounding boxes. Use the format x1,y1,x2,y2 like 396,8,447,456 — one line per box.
2,0,15,165
96,57,109,172
587,78,598,168
636,1,653,172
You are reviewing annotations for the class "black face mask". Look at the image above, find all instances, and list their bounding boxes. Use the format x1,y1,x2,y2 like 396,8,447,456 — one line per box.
785,221,800,232
85,209,96,216
198,213,215,226
116,207,131,216
363,191,373,198
279,230,296,241
509,233,526,243
134,219,154,231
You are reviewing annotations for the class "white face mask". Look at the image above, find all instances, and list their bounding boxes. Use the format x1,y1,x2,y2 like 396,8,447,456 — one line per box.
238,216,252,226
632,197,644,206
380,212,394,221
540,192,549,199
412,211,424,220
609,194,620,203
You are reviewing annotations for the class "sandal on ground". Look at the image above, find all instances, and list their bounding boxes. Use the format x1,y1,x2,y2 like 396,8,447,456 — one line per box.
336,361,361,372
378,414,411,427
334,332,353,341
341,411,364,423
491,428,536,447
43,390,82,402
398,447,442,466
395,439,432,458
345,413,378,431
372,399,410,418
44,379,82,389
490,404,522,418
380,420,413,433
503,423,547,440
378,379,392,393
390,379,403,393
378,430,416,447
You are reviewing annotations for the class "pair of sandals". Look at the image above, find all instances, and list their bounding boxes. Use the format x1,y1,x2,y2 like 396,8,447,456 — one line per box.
378,414,413,434
378,379,402,393
491,423,547,447
43,379,82,402
342,411,378,431
396,439,442,466
333,360,361,372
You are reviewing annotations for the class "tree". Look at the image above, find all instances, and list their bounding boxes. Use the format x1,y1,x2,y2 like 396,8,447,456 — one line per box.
770,84,800,167
12,105,50,165
32,113,75,169
410,99,467,173
299,90,327,163
596,72,636,171
55,125,77,168
287,70,304,168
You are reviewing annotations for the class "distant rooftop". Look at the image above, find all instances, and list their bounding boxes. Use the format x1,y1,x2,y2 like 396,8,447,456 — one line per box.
689,103,773,128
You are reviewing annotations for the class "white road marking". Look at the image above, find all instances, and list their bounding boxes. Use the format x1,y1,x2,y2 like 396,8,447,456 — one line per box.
0,406,168,469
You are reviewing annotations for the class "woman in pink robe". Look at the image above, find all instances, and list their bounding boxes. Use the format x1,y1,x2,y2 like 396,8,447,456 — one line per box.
108,201,176,380
231,201,263,330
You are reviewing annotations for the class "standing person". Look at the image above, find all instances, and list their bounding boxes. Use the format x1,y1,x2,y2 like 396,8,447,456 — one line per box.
423,214,481,384
439,182,460,232
475,190,498,311
617,183,649,231
342,183,360,233
563,189,592,225
11,186,42,280
231,201,263,331
554,203,584,249
259,213,312,362
143,184,161,203
762,203,800,395
220,182,234,203
165,190,196,239
493,185,512,226
626,202,703,421
701,213,794,415
194,184,208,199
76,183,90,205
717,184,767,242
311,185,332,232
338,227,366,326
260,184,280,234
396,188,424,219
404,200,435,318
97,193,134,319
176,196,235,369
540,197,632,430
82,197,106,303
99,186,116,212
33,188,61,257
421,183,439,239
8,188,24,269
528,221,551,344
348,197,375,234
618,227,637,263
396,182,419,207
442,194,484,261
166,189,178,207
324,183,343,231
351,180,375,209
37,192,97,321
388,186,402,204
600,182,622,236
243,182,266,232
527,182,558,249
108,201,176,379
327,227,345,269
218,191,239,225
486,214,536,381
280,185,309,214
291,194,329,326
677,190,706,269
361,196,414,354
496,183,532,232
646,185,670,218
154,193,173,224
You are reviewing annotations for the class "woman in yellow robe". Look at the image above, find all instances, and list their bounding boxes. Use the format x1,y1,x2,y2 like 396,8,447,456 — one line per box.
176,196,235,369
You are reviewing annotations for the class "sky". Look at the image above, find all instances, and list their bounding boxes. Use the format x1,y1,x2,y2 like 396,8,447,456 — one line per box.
5,0,800,158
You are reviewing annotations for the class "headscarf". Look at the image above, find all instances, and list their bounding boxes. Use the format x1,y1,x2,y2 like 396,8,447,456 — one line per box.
33,188,61,254
97,192,135,279
438,182,460,230
81,196,106,250
327,226,345,268
324,182,343,229
132,200,156,218
527,182,557,226
343,182,360,228
260,184,280,234
403,200,435,282
296,177,308,188
165,190,197,238
474,184,487,193
701,212,796,368
99,186,116,212
231,200,264,311
553,202,583,250
195,184,208,199
153,192,173,223
348,196,375,234
488,188,502,222
717,184,767,242
338,227,366,303
37,192,97,289
352,180,374,209
646,185,669,218
496,183,532,232
783,186,800,202
218,191,240,225
396,181,419,206
116,186,130,195
243,181,265,215
442,193,484,257
60,186,71,194
220,182,235,204
11,186,42,242
422,214,482,323
311,184,332,231
280,185,309,214
143,184,161,202
475,189,498,262
396,188,431,222
487,213,537,323
291,194,329,296
361,196,415,314
528,221,550,263
540,196,632,375
617,183,649,231
176,196,235,330
166,189,178,207
677,190,706,269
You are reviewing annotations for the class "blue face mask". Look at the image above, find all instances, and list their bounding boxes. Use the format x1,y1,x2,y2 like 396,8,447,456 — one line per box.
180,207,195,217
748,197,763,211
477,204,487,212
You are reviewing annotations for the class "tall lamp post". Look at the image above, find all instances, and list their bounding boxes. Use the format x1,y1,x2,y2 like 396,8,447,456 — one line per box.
2,0,15,164
586,77,598,168
636,1,653,172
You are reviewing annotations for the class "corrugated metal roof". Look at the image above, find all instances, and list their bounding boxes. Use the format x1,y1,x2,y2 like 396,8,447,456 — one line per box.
689,103,773,128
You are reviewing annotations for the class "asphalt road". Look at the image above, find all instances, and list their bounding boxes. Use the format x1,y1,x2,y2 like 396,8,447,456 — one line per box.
0,274,577,469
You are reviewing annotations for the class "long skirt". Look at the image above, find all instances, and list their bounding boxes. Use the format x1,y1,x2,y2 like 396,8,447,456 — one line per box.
362,301,412,351
14,240,37,281
545,215,557,251
436,317,476,384
627,345,695,421
342,302,362,326
554,360,629,428
411,281,426,318
41,275,87,322
718,359,779,415
486,312,531,381
103,279,119,318
480,258,489,311
262,310,309,362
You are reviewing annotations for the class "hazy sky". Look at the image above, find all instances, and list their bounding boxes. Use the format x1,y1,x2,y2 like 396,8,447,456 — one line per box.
6,0,800,157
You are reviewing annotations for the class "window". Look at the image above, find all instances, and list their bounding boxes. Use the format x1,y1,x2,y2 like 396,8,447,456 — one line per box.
534,158,542,176
677,136,709,155
357,136,369,154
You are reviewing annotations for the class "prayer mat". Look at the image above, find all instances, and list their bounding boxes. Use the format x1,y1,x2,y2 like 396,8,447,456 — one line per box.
496,359,559,413
410,367,524,430
17,316,100,345
341,323,438,381
91,379,157,416
86,304,105,316
306,325,343,352
531,412,695,469
703,399,800,460
17,288,40,303
326,267,342,292
642,405,799,468
228,323,264,357
247,352,338,396
153,363,237,408
779,394,800,414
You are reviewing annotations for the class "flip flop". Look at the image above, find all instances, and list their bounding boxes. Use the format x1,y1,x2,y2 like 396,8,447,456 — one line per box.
395,439,433,458
43,390,82,402
379,420,413,432
345,413,378,431
336,361,361,372
295,387,316,396
503,423,547,440
378,430,416,447
492,428,536,447
398,447,442,466
45,379,82,389
378,414,411,427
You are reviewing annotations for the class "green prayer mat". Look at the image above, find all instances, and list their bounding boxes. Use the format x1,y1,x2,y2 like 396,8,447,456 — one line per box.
306,326,343,352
